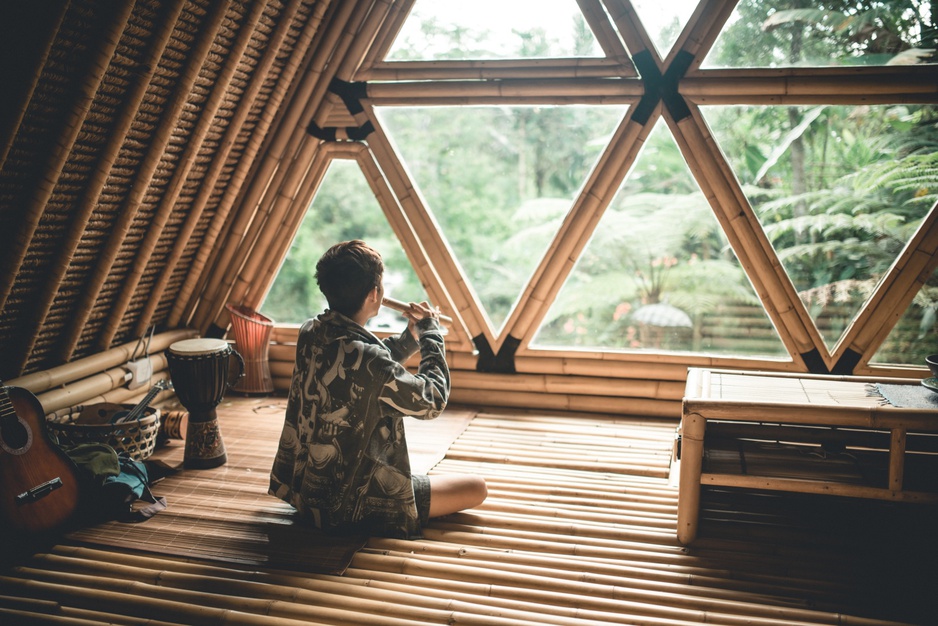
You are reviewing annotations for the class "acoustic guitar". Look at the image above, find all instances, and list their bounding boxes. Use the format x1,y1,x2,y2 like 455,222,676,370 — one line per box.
0,382,81,535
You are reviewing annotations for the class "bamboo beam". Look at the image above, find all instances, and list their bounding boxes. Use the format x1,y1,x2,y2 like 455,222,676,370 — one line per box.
56,0,230,363
98,0,271,351
838,203,938,366
168,0,333,329
135,0,308,338
365,78,642,104
362,101,493,342
367,58,633,81
0,0,69,171
356,149,472,350
667,105,824,363
209,135,322,328
576,0,632,65
187,0,361,331
602,0,657,63
7,329,194,394
0,0,134,314
356,0,415,73
675,0,739,72
245,146,335,310
10,0,187,373
504,111,651,349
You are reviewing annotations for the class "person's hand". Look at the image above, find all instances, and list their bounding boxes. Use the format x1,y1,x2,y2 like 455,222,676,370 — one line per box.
403,301,440,340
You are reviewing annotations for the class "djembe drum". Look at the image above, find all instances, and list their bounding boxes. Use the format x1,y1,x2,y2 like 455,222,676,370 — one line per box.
166,338,244,469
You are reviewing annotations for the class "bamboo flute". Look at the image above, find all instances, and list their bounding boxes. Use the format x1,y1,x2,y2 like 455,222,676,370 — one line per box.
55,1,230,364
169,0,333,330
18,0,188,363
180,0,353,329
137,0,308,337
99,0,271,351
382,296,453,325
0,0,134,316
0,1,69,170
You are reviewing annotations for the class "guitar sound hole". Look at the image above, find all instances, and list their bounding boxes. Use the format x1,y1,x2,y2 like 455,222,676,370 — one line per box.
2,418,30,450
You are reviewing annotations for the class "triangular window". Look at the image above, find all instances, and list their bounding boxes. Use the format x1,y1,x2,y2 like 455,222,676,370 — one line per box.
532,121,789,357
261,159,426,331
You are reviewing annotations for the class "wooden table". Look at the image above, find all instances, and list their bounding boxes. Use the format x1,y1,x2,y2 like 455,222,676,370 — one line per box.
675,368,938,544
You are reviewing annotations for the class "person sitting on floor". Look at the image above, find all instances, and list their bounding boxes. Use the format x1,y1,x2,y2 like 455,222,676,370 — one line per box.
269,239,487,538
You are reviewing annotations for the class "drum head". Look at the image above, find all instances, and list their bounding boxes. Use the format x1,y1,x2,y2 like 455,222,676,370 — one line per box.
169,337,229,356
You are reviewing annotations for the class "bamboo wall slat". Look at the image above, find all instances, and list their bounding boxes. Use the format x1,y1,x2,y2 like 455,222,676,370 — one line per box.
0,0,135,316
55,1,231,364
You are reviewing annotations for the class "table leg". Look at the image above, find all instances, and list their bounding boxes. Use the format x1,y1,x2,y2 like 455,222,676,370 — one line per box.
677,410,705,545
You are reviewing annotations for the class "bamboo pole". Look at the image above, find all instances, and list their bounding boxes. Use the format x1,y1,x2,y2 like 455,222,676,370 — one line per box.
839,205,938,365
601,0,656,64
56,0,231,364
215,0,393,325
673,0,739,72
365,78,642,103
505,114,651,347
98,0,271,351
244,147,334,310
0,0,134,315
134,0,308,338
576,0,632,65
7,329,194,394
356,149,473,350
367,58,635,81
186,0,361,331
0,0,69,171
169,0,335,328
209,136,322,328
10,0,188,372
362,101,493,341
356,0,415,74
168,0,333,330
668,107,822,361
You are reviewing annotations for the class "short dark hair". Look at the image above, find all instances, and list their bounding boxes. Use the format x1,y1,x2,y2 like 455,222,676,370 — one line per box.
315,240,383,317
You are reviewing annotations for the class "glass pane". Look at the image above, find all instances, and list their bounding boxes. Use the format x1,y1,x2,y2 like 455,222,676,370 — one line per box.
377,104,628,330
532,121,789,358
701,103,938,351
631,0,698,58
872,266,938,367
704,1,937,68
386,0,604,60
260,160,426,332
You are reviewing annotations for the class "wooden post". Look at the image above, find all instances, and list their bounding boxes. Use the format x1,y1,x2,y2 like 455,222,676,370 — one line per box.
676,410,705,545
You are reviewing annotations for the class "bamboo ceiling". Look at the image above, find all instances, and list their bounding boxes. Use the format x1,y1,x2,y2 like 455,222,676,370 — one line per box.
2,0,937,394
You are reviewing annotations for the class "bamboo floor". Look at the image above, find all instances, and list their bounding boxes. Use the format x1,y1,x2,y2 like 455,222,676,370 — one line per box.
1,397,935,625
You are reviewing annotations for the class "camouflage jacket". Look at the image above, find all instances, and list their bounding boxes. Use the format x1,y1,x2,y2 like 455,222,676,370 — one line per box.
269,309,449,538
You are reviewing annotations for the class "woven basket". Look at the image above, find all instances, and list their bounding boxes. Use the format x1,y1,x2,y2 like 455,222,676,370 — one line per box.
47,403,161,461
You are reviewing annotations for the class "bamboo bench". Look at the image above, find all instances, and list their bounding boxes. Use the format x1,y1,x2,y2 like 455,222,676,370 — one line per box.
674,368,938,544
